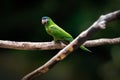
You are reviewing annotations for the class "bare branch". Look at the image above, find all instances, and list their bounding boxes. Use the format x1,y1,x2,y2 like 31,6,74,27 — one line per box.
0,40,66,50
22,10,120,80
83,37,120,47
0,37,120,51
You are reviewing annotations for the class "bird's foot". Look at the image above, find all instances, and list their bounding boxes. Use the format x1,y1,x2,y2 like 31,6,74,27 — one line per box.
51,40,62,44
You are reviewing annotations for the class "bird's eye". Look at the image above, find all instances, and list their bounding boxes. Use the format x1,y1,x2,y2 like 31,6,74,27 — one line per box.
42,17,47,19
42,16,49,20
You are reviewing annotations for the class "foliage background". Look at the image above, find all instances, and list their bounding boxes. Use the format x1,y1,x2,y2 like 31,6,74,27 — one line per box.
0,0,120,80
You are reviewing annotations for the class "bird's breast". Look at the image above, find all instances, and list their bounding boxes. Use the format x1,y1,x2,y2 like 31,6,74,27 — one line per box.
46,28,52,35
47,29,52,33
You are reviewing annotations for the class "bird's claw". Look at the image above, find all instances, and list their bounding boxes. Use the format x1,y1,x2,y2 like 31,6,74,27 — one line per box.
51,40,61,44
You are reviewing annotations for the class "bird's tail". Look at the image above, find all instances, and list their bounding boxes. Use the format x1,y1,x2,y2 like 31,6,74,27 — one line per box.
80,45,92,53
69,38,92,52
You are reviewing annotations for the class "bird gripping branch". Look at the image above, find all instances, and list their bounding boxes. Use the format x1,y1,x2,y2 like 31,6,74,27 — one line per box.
41,16,91,52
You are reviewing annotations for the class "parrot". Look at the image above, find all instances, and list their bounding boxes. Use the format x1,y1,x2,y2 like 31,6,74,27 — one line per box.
41,16,91,52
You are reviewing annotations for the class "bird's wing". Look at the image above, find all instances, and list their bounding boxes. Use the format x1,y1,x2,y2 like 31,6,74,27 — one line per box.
48,25,73,42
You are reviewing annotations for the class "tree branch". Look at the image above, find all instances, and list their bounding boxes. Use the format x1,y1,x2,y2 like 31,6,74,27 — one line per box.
83,37,120,47
21,10,120,80
0,40,66,50
0,37,120,51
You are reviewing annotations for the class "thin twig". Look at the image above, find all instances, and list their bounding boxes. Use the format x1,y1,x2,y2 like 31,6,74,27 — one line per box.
22,10,120,80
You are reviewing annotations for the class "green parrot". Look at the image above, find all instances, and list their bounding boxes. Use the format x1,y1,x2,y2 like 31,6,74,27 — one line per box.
42,16,91,52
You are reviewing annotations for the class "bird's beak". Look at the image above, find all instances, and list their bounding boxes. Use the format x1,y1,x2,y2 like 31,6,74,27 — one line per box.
42,19,47,24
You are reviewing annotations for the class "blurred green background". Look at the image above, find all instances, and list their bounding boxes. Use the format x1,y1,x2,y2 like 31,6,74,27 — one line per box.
0,0,120,80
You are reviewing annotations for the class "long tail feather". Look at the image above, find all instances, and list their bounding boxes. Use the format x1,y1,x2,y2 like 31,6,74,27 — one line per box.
80,45,92,52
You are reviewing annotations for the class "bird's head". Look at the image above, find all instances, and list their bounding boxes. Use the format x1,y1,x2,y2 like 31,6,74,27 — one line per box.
42,16,51,25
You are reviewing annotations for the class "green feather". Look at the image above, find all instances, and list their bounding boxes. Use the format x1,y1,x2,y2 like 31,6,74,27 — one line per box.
42,16,91,52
